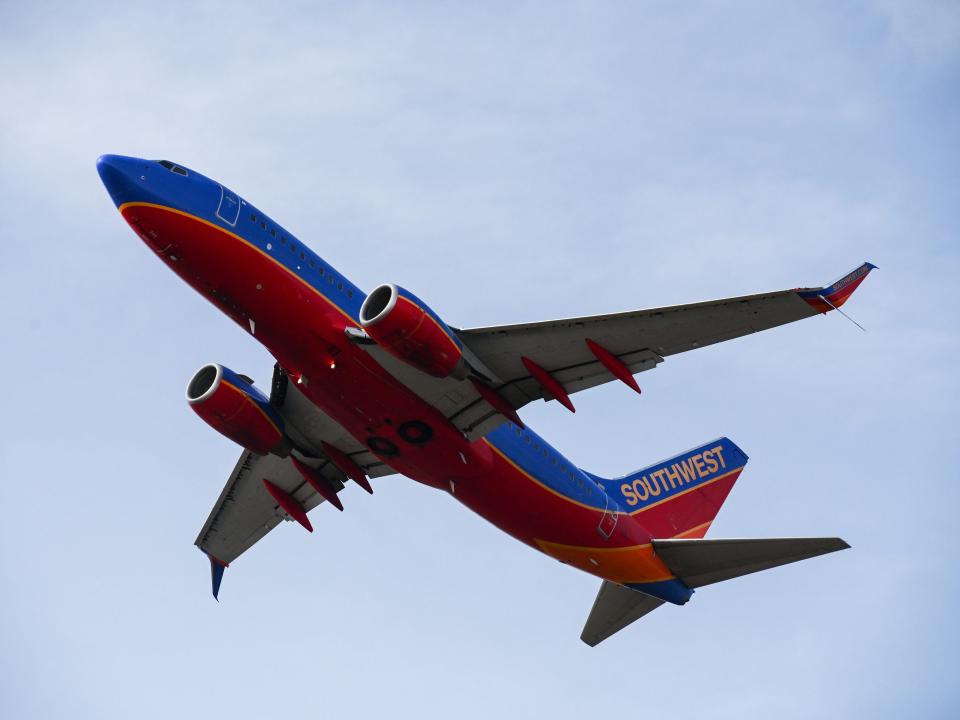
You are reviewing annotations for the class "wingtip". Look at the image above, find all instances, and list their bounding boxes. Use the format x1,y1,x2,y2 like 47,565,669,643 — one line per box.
799,262,876,311
204,551,228,601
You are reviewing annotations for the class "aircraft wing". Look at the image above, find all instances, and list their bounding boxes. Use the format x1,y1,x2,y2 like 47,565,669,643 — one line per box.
194,367,395,597
358,263,875,435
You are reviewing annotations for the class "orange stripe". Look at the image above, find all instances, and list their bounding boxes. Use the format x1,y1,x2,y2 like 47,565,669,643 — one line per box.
534,521,712,583
534,537,675,583
118,201,359,327
397,295,461,358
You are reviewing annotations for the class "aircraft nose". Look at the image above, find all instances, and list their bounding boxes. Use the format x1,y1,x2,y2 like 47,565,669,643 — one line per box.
96,154,148,207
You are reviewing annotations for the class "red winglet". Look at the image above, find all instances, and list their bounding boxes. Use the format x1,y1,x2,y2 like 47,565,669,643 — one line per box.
470,378,524,428
262,479,314,531
291,457,345,511
799,262,877,312
322,442,373,494
585,339,641,395
521,357,575,413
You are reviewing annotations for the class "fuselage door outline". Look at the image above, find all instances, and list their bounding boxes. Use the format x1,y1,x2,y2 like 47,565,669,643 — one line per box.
216,184,241,227
597,493,618,540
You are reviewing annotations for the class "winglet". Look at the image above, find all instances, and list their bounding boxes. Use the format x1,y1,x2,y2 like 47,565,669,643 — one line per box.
204,551,229,601
799,262,877,312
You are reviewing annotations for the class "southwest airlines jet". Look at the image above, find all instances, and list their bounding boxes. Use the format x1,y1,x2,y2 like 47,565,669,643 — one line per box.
97,155,875,645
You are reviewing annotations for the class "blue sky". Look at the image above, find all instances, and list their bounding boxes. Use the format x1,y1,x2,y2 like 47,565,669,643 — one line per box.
1,2,958,717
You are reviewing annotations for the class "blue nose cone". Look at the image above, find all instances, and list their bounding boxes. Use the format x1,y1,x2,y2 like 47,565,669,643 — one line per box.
97,154,149,207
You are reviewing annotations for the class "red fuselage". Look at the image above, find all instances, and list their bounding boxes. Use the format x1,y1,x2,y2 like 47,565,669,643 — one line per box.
100,155,742,604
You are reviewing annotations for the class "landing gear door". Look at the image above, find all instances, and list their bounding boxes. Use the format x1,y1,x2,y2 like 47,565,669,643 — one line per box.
216,185,241,227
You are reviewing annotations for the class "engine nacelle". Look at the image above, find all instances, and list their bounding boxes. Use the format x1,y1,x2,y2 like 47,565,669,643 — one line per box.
186,363,290,456
359,284,467,378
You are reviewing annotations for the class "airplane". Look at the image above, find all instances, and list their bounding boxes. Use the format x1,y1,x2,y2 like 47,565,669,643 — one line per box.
96,154,875,645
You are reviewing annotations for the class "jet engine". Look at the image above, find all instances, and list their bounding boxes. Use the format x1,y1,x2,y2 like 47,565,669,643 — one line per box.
359,283,467,378
186,363,291,456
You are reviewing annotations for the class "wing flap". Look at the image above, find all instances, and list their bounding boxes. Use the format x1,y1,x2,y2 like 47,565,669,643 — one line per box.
194,451,339,567
460,289,816,381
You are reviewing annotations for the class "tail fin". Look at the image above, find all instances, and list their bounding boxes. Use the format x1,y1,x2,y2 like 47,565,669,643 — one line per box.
599,437,749,539
580,537,849,645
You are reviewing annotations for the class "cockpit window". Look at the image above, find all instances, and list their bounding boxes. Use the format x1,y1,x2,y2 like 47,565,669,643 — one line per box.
157,160,188,176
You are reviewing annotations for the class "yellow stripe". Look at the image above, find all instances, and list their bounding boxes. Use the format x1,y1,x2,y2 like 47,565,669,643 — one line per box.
628,467,742,516
536,537,652,555
483,437,606,513
484,436,742,518
221,380,284,437
397,295,462,358
672,520,712,538
119,201,359,327
534,520,713,584
535,520,711,557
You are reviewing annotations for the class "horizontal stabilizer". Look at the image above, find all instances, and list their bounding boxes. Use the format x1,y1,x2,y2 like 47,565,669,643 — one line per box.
581,581,665,647
652,537,849,589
